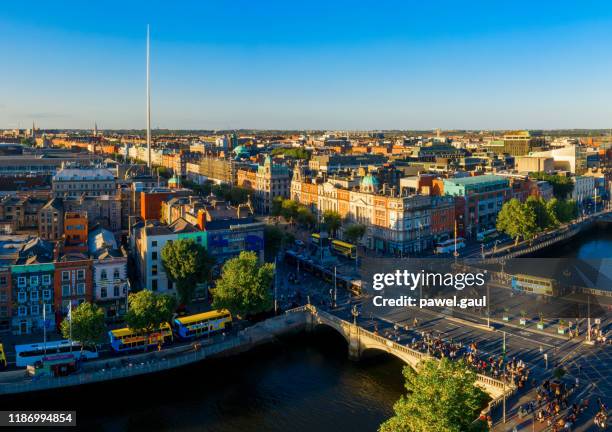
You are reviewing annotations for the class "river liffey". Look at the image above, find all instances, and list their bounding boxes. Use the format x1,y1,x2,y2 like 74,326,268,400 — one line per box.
5,328,405,432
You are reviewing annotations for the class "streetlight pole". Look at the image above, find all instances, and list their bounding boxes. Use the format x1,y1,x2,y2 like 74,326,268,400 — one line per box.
487,282,490,329
274,256,278,314
587,294,591,343
333,266,337,308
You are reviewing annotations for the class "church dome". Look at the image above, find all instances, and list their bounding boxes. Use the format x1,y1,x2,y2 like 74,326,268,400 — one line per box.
360,173,379,192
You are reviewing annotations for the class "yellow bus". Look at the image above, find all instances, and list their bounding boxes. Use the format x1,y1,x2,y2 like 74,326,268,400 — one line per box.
108,323,173,352
511,274,557,296
0,343,6,370
331,239,357,259
174,310,232,340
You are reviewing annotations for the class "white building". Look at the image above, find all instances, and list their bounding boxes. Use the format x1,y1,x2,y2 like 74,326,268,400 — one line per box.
52,167,116,198
572,176,595,203
133,220,206,294
89,228,129,321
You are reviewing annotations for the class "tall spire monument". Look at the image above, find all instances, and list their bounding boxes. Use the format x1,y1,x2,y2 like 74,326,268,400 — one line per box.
146,24,152,169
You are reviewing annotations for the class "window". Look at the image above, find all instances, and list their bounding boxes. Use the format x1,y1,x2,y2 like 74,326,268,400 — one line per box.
18,291,26,302
43,289,52,300
30,290,38,301
18,306,27,317
18,276,26,287
0,276,6,285
101,287,107,298
100,269,107,280
114,285,120,297
152,240,158,247
76,283,85,295
77,270,85,280
151,251,157,260
151,265,158,276
113,269,120,280
30,275,39,286
62,271,70,282
31,305,39,315
42,274,51,285
151,279,158,291
44,304,52,315
62,285,70,297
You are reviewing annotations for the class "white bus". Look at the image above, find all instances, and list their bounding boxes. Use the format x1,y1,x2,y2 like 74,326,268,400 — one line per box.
435,238,465,254
15,340,98,368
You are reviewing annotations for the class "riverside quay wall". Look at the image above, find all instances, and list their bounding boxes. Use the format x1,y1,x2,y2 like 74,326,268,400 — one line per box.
0,306,509,399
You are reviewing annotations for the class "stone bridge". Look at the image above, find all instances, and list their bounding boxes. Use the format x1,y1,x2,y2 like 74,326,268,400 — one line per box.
290,305,511,399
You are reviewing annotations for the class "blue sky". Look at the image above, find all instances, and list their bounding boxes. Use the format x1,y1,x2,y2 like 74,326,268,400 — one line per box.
1,1,612,130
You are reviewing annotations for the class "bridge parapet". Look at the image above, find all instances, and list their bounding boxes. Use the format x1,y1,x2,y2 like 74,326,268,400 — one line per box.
288,305,511,398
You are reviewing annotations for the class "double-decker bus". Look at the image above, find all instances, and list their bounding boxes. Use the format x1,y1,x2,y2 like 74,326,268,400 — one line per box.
435,238,465,254
15,340,98,368
331,240,357,259
511,274,557,296
108,323,173,353
174,310,232,340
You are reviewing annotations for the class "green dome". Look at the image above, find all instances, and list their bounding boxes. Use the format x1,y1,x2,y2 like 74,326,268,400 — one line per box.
360,174,379,190
233,145,249,155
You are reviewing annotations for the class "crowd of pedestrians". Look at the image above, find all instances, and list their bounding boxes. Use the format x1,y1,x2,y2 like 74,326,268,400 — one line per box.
395,329,531,384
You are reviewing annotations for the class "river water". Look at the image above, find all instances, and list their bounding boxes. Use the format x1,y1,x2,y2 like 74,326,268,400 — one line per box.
7,329,405,432
7,226,611,432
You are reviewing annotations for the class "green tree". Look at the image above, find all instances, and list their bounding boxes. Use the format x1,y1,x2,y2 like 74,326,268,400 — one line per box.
545,198,561,226
281,199,299,222
296,206,316,229
264,225,285,261
125,290,176,333
380,359,488,432
546,198,578,223
60,302,106,348
344,224,367,245
212,251,274,317
271,196,284,216
161,238,215,305
531,172,574,200
525,196,554,230
322,211,342,237
497,198,538,244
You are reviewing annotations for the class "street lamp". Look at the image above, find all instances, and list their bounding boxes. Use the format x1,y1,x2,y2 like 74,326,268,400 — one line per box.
333,266,337,308
351,305,359,325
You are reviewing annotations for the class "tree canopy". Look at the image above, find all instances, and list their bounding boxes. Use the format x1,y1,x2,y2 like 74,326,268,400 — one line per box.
496,198,538,244
212,251,274,317
380,359,488,432
264,225,285,261
60,302,106,347
322,211,342,237
343,224,367,244
161,238,215,305
125,290,176,333
531,172,574,200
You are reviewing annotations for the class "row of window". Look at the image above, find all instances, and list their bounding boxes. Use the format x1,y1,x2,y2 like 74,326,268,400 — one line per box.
100,285,126,298
17,275,52,287
17,304,52,317
62,270,86,282
61,283,86,297
17,290,52,302
100,269,122,280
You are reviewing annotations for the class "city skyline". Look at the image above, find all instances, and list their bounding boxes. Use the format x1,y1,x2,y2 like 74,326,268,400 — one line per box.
2,1,612,130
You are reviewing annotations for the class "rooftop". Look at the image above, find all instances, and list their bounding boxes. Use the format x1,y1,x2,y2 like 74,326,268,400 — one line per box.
444,174,508,186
